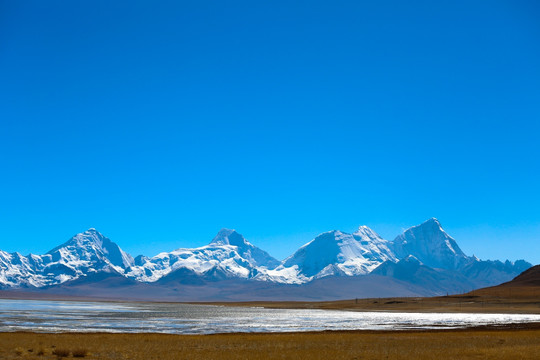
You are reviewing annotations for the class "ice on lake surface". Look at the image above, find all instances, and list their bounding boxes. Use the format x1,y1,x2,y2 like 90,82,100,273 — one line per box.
1,299,539,334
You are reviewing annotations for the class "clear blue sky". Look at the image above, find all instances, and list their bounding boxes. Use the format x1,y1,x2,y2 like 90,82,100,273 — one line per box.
1,1,539,263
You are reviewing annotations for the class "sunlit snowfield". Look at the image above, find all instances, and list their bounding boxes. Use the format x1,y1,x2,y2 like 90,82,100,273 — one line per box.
1,299,540,334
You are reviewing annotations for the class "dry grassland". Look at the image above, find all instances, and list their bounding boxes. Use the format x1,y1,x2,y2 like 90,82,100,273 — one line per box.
1,327,540,360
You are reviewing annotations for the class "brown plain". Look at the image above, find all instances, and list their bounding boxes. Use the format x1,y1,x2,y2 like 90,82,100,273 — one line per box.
1,326,540,360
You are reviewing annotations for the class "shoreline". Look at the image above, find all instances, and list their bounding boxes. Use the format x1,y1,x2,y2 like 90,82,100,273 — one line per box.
4,320,540,335
2,290,540,314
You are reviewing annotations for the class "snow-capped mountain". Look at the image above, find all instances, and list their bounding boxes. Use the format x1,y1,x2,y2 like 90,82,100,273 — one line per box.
125,229,279,282
0,219,533,300
47,228,134,272
0,250,43,288
0,229,134,289
391,218,469,270
208,229,280,269
278,226,397,281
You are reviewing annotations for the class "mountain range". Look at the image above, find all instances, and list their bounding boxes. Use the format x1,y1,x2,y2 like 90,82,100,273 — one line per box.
0,218,532,301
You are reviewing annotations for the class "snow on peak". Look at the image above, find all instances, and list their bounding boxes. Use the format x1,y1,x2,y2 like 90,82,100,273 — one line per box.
124,228,281,283
208,229,280,269
354,225,383,240
47,229,134,270
420,217,443,230
391,218,467,270
215,228,236,237
48,229,104,253
281,228,397,279
209,228,246,247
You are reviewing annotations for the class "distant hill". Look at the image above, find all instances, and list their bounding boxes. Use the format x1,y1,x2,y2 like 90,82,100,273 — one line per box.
500,265,540,287
469,264,540,299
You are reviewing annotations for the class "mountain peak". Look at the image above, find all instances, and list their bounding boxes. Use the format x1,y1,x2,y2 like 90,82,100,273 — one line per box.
216,228,236,237
282,227,397,279
354,225,382,240
409,218,447,236
391,218,467,270
47,229,134,270
420,217,442,228
209,228,247,247
48,229,105,253
204,228,279,269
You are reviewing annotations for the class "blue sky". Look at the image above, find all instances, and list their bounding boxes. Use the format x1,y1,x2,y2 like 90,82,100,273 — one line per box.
1,0,539,263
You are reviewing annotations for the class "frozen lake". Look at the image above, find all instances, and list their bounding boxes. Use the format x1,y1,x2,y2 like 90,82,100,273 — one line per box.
1,299,539,334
